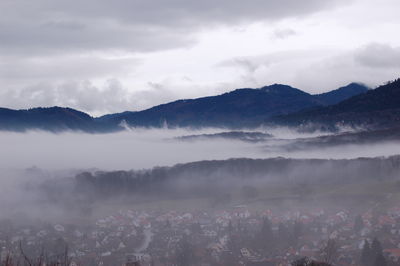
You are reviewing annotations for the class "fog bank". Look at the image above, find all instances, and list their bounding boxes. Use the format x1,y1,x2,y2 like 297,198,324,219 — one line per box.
1,127,400,171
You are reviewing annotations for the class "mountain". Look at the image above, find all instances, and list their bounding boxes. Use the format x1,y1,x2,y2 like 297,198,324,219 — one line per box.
314,83,369,105
175,131,273,142
98,83,367,128
0,82,369,132
271,79,400,130
0,107,110,132
98,84,320,128
270,127,400,152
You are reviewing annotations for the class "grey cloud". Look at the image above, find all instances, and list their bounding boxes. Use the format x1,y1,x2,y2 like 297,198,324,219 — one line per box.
0,0,351,113
216,44,400,93
0,0,347,55
0,20,196,55
216,49,325,86
0,55,140,82
290,44,400,91
354,43,400,68
218,58,261,74
48,0,344,26
0,80,136,115
218,49,323,71
272,28,297,39
0,78,197,115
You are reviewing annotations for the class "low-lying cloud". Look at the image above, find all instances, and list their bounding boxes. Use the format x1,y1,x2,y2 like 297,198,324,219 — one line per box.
1,127,400,171
0,127,400,223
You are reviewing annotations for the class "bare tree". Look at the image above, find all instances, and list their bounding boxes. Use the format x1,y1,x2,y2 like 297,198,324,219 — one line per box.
320,239,339,265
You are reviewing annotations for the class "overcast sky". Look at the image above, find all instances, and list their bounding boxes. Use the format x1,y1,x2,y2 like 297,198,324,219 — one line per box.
1,0,400,116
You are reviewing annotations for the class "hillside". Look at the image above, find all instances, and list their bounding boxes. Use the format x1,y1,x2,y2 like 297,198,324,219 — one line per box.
55,156,400,201
98,83,368,128
314,83,368,105
0,107,111,132
0,83,368,132
271,79,400,130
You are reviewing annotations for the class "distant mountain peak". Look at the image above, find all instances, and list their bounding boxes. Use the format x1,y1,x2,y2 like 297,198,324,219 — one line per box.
260,84,305,94
0,81,375,132
316,82,369,95
314,83,369,105
271,78,400,130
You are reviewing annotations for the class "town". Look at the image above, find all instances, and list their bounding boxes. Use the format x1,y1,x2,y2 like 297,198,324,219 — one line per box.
1,205,400,266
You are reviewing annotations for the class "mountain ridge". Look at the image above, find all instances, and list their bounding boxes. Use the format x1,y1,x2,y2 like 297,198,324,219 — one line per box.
270,79,400,130
97,83,368,129
0,82,370,132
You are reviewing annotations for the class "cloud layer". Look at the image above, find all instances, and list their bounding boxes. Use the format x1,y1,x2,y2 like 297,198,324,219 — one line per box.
1,0,400,114
0,0,344,54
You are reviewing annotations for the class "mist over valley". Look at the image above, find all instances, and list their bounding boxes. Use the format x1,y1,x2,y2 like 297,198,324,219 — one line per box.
1,1,400,263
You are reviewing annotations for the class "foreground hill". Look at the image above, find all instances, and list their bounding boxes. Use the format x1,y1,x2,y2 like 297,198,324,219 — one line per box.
76,156,400,195
33,156,400,209
271,79,400,130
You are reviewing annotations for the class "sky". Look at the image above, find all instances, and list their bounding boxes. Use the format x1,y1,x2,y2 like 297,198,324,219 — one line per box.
1,0,400,116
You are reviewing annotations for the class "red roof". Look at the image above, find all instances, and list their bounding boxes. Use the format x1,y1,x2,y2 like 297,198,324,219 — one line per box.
384,249,400,257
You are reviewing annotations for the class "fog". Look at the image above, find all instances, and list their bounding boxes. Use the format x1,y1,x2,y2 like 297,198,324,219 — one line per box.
263,140,400,159
1,128,400,265
1,127,400,171
0,127,399,222
0,128,262,170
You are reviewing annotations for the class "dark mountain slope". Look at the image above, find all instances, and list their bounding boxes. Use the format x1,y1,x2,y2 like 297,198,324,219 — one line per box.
271,79,400,130
0,82,369,132
0,107,111,132
98,84,322,128
314,83,369,105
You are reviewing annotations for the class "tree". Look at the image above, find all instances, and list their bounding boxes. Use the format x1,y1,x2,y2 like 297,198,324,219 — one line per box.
259,217,275,252
354,215,364,233
371,238,386,266
320,239,339,265
228,220,233,234
294,221,303,238
371,238,383,258
374,253,387,266
175,235,195,266
277,222,289,248
291,221,303,247
226,234,239,254
292,257,332,266
360,239,371,266
292,257,312,266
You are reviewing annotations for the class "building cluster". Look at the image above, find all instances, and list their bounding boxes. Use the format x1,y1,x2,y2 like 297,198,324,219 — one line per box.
1,206,400,265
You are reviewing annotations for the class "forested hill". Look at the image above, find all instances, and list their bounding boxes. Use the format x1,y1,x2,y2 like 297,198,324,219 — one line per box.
67,156,400,198
270,79,400,130
97,83,368,128
0,83,368,132
0,107,110,132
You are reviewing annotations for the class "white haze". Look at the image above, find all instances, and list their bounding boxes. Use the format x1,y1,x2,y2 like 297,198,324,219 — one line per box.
1,127,400,171
0,128,261,170
1,127,400,222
